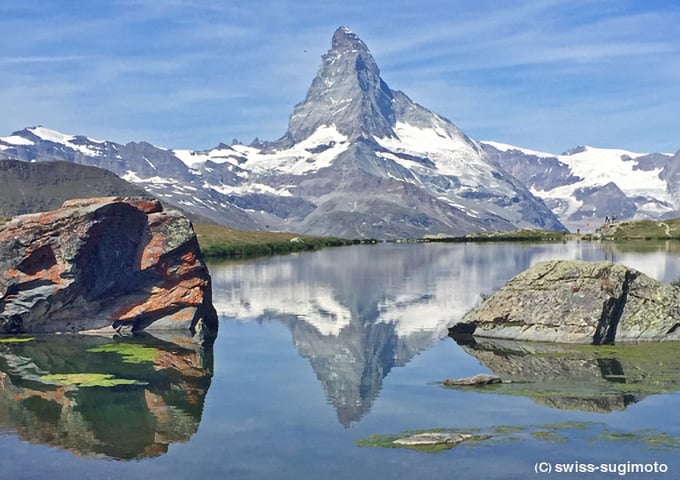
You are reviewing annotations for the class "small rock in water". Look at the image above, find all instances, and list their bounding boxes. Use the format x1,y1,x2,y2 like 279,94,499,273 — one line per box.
443,373,502,386
393,433,475,447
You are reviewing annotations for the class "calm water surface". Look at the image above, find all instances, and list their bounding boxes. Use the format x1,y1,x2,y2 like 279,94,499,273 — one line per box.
2,241,680,479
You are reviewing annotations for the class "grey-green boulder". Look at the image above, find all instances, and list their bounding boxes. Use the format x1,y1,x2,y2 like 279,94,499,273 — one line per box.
451,260,680,344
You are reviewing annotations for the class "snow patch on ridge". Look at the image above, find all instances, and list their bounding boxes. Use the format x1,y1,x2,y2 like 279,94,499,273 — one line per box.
174,125,349,176
236,125,349,175
375,122,484,178
173,149,208,168
122,171,177,185
527,146,672,217
558,146,665,196
0,135,35,146
26,126,104,156
209,182,293,198
374,122,518,199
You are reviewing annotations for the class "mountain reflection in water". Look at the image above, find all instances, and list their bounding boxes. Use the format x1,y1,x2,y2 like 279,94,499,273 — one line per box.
263,312,441,426
211,242,680,424
211,244,481,426
0,333,213,459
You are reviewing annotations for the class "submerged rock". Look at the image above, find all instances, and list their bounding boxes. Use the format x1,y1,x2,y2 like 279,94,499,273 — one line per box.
452,260,680,344
393,433,477,447
443,373,502,386
0,197,217,340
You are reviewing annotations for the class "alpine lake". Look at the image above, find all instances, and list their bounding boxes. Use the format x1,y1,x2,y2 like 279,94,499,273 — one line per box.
2,240,680,479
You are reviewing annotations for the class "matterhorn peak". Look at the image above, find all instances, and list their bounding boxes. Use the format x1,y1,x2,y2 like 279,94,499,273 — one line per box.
330,26,369,53
283,26,396,145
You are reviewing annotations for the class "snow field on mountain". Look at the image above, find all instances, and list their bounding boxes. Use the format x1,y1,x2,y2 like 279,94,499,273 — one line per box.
482,141,553,158
0,135,34,147
486,141,674,221
175,125,349,177
376,122,480,176
376,123,518,199
559,146,668,199
28,126,105,157
209,181,294,198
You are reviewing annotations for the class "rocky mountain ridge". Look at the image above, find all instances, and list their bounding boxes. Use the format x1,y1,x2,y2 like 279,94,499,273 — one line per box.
0,27,564,239
2,27,677,236
482,142,680,231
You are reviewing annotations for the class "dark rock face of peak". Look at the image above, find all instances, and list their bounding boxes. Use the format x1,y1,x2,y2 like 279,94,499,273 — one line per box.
284,26,396,144
331,26,366,51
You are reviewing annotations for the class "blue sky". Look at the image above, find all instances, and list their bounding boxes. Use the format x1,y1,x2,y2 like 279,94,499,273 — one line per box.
1,0,679,153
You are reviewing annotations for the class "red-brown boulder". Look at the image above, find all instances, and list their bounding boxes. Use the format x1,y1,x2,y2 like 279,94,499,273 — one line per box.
0,197,217,341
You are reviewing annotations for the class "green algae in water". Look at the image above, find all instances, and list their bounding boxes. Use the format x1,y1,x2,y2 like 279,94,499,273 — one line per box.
531,430,568,443
0,337,35,343
87,343,161,364
355,433,401,449
356,422,680,454
538,421,599,431
491,425,525,435
40,373,148,387
594,429,680,449
571,342,680,362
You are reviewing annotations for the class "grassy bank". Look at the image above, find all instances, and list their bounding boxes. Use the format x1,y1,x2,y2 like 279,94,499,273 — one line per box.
418,228,568,243
194,223,357,260
594,218,680,240
417,217,680,243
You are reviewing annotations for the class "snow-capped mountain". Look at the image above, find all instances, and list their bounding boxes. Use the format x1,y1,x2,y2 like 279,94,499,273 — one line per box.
1,27,572,237
0,125,261,230
482,142,680,231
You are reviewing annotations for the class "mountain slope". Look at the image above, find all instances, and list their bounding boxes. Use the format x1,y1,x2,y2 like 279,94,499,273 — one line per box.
0,126,259,230
178,26,566,238
0,158,152,217
482,142,678,231
1,27,566,238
